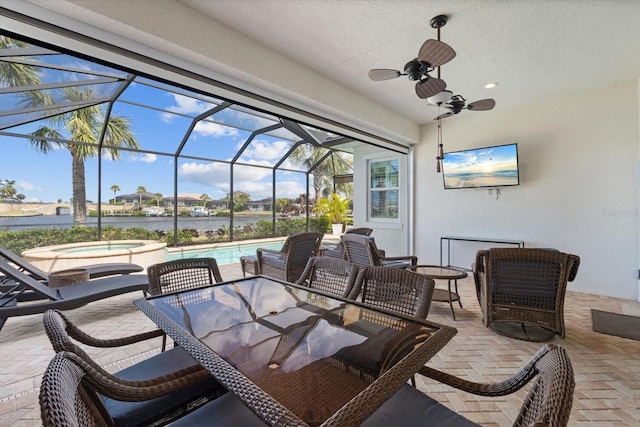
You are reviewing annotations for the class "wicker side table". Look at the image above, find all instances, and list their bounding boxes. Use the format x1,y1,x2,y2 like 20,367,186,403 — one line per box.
239,256,259,277
407,265,468,320
48,269,90,288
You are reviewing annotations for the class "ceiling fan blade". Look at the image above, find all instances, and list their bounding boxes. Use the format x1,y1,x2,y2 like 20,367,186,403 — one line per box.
466,99,496,111
415,78,446,99
434,111,455,120
368,69,402,81
417,39,456,67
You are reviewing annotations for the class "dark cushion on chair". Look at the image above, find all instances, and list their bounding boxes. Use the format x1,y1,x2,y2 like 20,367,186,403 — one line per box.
260,253,286,270
171,383,478,427
361,384,479,427
172,392,267,426
102,346,219,427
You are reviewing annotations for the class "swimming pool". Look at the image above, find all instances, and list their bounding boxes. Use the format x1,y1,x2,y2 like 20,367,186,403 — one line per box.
166,240,285,265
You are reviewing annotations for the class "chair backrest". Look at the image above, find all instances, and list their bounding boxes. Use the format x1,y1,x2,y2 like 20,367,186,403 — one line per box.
344,227,373,236
40,352,109,427
259,232,323,282
147,258,223,296
517,345,575,426
295,256,359,298
349,266,435,319
341,234,378,266
283,231,324,265
0,244,49,280
474,248,580,338
0,258,60,300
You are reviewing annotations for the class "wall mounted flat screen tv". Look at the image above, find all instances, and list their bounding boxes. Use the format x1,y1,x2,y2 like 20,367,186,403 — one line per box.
442,143,519,189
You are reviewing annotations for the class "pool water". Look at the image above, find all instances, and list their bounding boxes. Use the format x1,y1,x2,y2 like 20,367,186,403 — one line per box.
166,241,285,265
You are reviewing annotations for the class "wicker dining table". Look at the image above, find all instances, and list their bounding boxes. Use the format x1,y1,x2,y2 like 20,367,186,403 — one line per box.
135,276,457,426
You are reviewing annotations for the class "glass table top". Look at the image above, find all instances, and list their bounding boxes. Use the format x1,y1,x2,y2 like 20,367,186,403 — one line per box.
136,276,455,426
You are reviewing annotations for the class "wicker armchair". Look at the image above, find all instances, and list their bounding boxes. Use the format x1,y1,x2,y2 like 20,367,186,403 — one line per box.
147,257,223,296
349,266,435,320
295,256,360,298
257,232,323,282
39,352,253,427
341,234,417,268
42,309,223,427
474,248,580,341
323,227,373,259
361,344,575,427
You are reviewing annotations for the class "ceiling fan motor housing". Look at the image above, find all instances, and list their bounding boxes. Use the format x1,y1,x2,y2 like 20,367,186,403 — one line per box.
404,60,426,81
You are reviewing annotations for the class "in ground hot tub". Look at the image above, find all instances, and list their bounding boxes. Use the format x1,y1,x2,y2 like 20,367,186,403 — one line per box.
22,240,166,272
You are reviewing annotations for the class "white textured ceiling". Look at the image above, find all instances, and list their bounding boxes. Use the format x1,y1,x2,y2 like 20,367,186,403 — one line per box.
178,0,640,125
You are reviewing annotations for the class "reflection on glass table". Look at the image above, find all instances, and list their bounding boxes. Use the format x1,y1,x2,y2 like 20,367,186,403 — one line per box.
135,276,457,426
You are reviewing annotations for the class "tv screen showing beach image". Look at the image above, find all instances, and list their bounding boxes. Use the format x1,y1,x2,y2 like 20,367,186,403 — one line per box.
442,143,519,189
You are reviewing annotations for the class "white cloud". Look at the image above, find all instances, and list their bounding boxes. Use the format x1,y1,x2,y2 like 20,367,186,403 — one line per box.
240,139,291,161
180,162,229,188
193,121,238,137
274,180,306,199
160,94,214,122
16,181,35,191
138,153,157,163
179,161,306,199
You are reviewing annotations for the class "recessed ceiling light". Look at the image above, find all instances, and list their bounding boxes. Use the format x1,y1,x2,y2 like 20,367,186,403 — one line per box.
484,82,498,89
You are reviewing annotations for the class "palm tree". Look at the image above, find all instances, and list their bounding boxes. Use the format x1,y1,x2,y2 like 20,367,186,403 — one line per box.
28,87,140,225
200,193,211,207
287,146,352,203
110,185,120,204
136,186,147,206
0,36,51,106
0,179,17,200
154,193,163,207
2,37,140,226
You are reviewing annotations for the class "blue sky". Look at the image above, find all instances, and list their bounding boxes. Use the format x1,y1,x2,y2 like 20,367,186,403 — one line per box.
1,60,315,203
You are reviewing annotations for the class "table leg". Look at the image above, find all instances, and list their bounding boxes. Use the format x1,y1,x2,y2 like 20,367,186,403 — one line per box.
454,279,463,308
447,279,456,320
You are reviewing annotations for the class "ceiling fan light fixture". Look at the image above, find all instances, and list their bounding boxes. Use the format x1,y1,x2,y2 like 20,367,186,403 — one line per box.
427,90,453,106
484,81,499,89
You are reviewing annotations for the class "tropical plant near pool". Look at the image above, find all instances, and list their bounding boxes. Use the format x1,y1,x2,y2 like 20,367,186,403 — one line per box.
314,193,350,225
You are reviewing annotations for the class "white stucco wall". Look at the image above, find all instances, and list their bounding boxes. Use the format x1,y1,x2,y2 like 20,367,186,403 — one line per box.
415,80,640,301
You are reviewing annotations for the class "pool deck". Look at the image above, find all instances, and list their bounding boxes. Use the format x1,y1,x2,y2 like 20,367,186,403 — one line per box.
1,261,640,426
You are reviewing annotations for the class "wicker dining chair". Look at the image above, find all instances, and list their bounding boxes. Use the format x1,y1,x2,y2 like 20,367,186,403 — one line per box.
42,309,223,427
341,234,417,268
474,248,580,341
361,344,575,427
349,266,435,320
295,256,360,298
147,257,223,296
39,352,247,427
257,232,323,282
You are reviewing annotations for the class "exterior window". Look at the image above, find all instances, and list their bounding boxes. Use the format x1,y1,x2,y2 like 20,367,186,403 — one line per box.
369,159,399,219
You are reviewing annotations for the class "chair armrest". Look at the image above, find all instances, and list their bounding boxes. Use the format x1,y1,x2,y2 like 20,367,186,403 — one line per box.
567,255,580,282
257,248,281,256
380,255,417,266
63,352,215,401
418,344,554,397
54,309,164,348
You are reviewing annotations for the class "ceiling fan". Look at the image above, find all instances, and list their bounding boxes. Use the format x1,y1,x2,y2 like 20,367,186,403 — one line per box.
368,15,456,99
428,92,496,120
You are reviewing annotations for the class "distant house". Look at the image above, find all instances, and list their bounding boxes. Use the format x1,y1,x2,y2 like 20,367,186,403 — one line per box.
246,197,272,212
162,194,202,208
209,199,228,210
115,192,156,204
